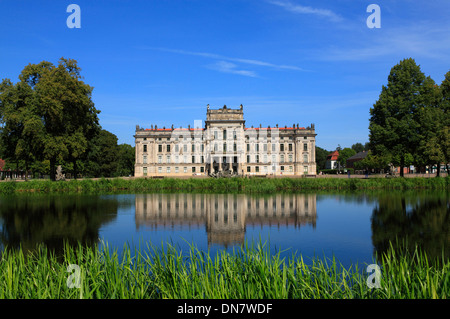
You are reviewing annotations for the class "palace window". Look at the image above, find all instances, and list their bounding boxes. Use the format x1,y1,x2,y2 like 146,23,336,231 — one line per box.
143,155,147,164
143,145,147,152
158,145,162,152
289,144,293,151
143,167,147,176
303,143,307,151
167,145,170,152
303,154,308,163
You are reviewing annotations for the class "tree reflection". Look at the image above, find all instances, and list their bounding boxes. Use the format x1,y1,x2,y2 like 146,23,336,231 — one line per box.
0,194,118,256
371,191,450,262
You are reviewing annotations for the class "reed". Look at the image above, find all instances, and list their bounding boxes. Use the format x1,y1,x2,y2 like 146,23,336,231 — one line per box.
1,176,449,194
0,240,448,299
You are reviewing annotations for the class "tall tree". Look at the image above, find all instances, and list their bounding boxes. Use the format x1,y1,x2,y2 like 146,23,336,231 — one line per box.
85,129,119,177
369,58,431,177
17,58,100,180
116,143,135,177
315,146,329,172
0,79,44,180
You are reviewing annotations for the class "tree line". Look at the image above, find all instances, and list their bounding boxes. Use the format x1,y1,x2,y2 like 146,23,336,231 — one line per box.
0,58,135,180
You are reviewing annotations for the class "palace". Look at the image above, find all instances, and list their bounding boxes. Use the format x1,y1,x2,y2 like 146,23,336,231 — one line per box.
134,104,317,177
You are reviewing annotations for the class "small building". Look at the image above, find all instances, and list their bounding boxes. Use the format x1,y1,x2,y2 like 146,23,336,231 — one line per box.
346,151,369,169
325,151,339,169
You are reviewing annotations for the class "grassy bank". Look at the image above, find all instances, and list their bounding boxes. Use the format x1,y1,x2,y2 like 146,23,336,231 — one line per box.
0,176,449,194
0,240,448,299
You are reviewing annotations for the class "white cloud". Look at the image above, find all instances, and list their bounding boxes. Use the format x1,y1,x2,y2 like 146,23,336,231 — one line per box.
148,47,305,71
316,24,450,62
207,61,258,77
267,0,343,22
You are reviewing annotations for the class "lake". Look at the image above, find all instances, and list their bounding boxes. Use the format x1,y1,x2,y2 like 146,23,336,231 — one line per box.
0,191,449,268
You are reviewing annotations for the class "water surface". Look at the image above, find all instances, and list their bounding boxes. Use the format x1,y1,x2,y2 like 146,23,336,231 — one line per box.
0,191,448,267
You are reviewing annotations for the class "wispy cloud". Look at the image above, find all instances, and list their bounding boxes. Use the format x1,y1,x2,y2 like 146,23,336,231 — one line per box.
267,0,343,22
152,47,305,71
207,61,258,78
316,24,450,62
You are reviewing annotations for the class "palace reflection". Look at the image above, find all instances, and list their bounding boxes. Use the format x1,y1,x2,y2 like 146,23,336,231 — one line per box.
135,193,317,247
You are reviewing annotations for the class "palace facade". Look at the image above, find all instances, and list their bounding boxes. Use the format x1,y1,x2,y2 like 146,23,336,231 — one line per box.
134,104,317,177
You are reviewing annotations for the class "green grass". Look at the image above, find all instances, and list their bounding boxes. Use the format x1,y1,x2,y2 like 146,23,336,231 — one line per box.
0,240,448,299
0,176,449,194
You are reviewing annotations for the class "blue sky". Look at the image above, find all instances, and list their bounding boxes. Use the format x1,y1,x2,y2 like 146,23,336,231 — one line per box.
1,0,449,151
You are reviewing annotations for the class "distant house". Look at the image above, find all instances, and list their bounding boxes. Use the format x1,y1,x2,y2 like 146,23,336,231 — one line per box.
346,151,369,169
325,151,339,169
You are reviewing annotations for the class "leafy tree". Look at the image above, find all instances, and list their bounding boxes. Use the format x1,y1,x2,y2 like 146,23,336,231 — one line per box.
85,129,120,177
0,79,44,180
5,58,101,180
337,147,356,169
437,71,450,174
369,58,433,177
351,143,365,153
315,146,329,172
116,143,135,177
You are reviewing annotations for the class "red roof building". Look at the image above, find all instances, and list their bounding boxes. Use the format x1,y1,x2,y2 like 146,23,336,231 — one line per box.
325,151,339,169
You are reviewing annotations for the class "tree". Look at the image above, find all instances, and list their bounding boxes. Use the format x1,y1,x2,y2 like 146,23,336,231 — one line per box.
315,146,329,172
85,129,119,177
369,58,432,177
351,143,365,153
0,79,44,180
9,58,101,180
436,71,450,174
116,144,135,177
337,148,356,170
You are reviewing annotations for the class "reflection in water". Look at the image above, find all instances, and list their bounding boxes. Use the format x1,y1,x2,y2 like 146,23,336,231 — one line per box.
371,192,450,261
135,193,317,247
0,194,118,255
1,191,448,266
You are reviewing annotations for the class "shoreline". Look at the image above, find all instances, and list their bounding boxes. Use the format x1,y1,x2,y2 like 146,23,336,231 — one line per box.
0,176,449,194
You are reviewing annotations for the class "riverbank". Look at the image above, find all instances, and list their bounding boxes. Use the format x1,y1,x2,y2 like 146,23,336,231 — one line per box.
0,240,448,299
0,176,449,194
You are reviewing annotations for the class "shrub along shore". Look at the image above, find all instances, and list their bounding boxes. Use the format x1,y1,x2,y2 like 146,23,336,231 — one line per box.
0,240,448,299
0,176,449,194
